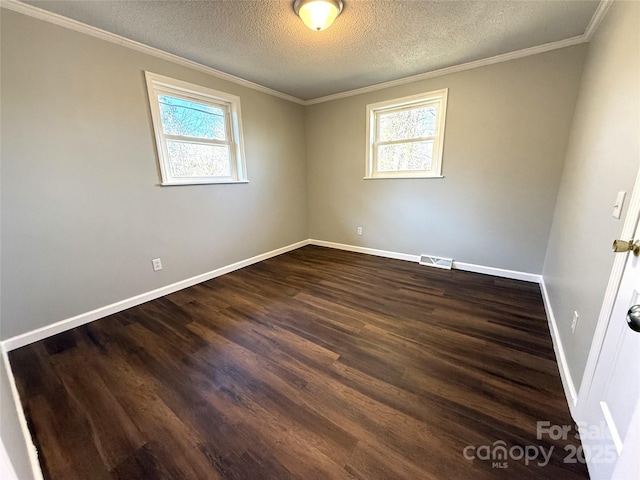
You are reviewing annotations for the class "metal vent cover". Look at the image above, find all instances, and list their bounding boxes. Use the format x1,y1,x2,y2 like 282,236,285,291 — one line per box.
419,255,453,270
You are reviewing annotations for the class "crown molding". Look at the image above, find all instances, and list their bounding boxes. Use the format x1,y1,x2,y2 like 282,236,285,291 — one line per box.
2,0,611,107
304,34,587,105
0,0,306,105
303,0,611,104
584,0,614,41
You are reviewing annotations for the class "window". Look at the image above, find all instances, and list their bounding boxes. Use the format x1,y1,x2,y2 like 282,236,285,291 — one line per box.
145,72,247,185
365,89,448,179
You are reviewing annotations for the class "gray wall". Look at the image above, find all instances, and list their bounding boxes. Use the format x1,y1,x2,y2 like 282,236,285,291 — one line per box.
543,0,640,391
1,10,308,340
306,46,586,274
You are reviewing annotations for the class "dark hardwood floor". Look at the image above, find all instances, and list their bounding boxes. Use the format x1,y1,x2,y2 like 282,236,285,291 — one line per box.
10,246,589,479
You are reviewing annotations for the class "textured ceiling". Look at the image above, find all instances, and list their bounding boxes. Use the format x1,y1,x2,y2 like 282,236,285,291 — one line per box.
23,0,601,100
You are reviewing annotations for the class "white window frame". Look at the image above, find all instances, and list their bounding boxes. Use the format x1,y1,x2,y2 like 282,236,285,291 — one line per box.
145,71,248,185
365,88,448,179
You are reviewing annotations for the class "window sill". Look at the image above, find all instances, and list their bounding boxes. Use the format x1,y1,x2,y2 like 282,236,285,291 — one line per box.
363,175,445,180
160,180,250,186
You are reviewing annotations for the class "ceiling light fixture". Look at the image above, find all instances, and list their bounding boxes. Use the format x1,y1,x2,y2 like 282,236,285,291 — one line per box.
294,0,344,32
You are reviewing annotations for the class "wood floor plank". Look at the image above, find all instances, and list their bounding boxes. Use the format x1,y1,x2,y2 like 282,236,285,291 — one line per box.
25,391,111,480
9,246,589,479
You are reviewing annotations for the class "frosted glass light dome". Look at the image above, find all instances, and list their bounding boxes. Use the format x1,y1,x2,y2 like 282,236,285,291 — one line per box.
294,0,344,31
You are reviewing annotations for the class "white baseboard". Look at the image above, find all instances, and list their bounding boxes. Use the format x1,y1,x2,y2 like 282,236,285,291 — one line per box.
309,239,420,263
1,347,45,480
453,261,541,283
1,240,309,352
539,278,578,416
309,239,541,282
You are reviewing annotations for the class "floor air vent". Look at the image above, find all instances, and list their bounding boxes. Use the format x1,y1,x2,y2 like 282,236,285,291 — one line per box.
419,255,453,270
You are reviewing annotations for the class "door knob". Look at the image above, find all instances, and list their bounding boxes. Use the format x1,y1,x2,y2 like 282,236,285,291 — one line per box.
612,239,640,256
626,305,640,332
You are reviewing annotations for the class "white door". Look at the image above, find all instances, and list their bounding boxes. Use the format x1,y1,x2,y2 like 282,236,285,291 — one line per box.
581,232,640,479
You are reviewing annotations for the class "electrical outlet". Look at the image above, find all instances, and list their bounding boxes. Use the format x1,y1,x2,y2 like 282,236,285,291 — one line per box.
357,226,363,235
571,311,579,333
152,258,163,271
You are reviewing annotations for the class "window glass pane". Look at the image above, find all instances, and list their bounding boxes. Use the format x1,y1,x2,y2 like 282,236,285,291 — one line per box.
378,104,438,142
159,95,226,140
166,141,231,177
377,141,433,172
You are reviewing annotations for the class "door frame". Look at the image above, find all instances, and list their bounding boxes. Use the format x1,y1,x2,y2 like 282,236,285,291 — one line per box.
576,164,640,417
